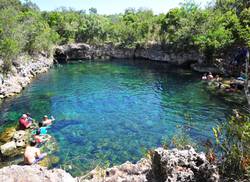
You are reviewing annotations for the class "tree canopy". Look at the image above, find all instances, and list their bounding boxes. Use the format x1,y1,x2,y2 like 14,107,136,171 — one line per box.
0,0,249,70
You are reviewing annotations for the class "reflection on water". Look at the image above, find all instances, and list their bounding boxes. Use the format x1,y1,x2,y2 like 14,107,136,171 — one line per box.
0,59,234,176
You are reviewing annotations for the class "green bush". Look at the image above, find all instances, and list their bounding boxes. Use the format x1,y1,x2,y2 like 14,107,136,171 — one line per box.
213,111,250,179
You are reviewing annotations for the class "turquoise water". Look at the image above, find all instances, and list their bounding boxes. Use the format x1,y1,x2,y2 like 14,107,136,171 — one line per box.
0,59,234,176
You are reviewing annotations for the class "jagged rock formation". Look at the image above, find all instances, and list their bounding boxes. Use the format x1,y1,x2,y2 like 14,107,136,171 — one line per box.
80,146,219,182
0,54,53,98
55,43,202,66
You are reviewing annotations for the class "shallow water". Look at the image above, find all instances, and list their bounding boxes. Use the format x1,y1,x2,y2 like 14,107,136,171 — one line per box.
0,59,236,176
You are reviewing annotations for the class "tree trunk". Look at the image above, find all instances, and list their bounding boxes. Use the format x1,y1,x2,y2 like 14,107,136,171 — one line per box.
244,49,250,105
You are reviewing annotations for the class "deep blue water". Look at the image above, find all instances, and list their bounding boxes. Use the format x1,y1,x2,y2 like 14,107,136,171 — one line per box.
0,59,234,176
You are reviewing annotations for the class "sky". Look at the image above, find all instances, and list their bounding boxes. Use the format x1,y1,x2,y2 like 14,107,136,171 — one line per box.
20,0,212,14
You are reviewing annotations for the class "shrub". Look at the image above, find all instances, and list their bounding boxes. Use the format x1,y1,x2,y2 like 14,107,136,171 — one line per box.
213,110,250,179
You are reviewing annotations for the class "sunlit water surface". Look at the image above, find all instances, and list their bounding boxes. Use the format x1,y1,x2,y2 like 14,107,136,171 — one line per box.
0,60,236,176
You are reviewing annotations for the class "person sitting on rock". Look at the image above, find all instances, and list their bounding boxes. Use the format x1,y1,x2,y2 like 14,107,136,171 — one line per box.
19,114,32,130
40,115,55,127
202,73,207,80
214,75,222,82
38,123,49,135
24,141,47,165
207,72,214,81
26,113,34,123
33,128,51,145
237,70,247,81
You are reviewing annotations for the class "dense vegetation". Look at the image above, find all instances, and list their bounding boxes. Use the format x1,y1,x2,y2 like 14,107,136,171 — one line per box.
0,0,249,72
0,0,59,72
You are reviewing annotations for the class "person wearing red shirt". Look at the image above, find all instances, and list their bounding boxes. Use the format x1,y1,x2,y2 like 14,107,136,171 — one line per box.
19,114,32,130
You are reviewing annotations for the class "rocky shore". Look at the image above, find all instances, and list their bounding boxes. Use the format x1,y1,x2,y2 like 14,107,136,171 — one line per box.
0,54,54,99
0,146,219,182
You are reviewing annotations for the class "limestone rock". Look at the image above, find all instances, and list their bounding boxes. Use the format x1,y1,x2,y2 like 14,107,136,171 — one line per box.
13,130,26,141
149,146,219,182
0,141,16,155
0,54,53,99
80,146,219,182
13,130,27,147
80,159,151,182
0,165,76,182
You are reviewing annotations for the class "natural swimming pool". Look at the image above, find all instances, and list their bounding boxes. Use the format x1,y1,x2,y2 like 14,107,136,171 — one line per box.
0,59,237,176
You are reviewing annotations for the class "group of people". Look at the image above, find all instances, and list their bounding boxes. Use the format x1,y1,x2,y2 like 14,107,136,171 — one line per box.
18,113,55,165
202,72,222,84
201,71,246,92
202,72,215,81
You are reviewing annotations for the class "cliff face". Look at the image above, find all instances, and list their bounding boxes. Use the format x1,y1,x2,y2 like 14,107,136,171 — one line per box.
55,43,203,66
0,54,54,99
0,147,219,182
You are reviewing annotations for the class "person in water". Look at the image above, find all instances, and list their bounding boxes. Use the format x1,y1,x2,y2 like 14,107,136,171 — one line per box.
19,114,32,130
40,115,55,127
33,128,51,145
24,141,47,165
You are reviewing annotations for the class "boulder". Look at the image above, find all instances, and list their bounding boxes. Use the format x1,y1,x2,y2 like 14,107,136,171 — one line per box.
13,130,26,141
149,146,219,182
13,130,27,147
0,141,16,155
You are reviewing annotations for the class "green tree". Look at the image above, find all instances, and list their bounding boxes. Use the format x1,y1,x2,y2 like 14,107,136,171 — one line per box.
0,7,25,72
89,7,97,14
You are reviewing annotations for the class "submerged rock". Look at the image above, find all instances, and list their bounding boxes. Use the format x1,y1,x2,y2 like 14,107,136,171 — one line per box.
39,155,60,168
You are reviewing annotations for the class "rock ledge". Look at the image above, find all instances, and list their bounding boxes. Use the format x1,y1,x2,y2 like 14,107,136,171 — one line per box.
0,147,219,182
